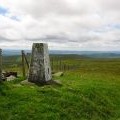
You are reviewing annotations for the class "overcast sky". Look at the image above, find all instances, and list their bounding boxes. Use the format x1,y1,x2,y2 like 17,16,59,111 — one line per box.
0,0,120,51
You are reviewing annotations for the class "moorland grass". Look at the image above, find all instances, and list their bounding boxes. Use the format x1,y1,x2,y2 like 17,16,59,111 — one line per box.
0,57,120,120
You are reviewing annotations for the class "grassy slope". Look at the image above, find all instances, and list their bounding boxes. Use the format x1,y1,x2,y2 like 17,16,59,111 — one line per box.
0,57,120,120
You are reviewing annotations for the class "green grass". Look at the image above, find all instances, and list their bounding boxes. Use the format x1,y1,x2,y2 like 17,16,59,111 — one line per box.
0,56,120,120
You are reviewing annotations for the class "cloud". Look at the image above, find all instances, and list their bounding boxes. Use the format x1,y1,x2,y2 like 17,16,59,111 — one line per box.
0,0,120,50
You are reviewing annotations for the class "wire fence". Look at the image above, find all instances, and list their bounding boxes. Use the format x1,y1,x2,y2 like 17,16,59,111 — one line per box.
0,49,79,78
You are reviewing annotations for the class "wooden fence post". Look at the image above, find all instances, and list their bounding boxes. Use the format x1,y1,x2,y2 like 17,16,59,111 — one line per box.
21,50,26,78
59,58,62,71
23,52,29,69
0,49,2,82
51,57,54,72
63,64,66,71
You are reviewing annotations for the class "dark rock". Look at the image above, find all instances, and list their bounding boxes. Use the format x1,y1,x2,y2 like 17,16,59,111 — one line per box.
3,72,17,77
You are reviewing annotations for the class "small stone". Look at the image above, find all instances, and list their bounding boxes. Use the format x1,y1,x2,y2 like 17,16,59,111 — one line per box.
7,75,16,81
53,72,64,77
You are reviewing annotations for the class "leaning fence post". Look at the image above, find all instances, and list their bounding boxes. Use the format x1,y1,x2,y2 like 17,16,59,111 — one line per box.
21,50,26,78
23,52,29,69
0,49,2,82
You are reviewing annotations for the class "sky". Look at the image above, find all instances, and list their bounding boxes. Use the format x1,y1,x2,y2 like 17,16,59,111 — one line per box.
0,0,120,51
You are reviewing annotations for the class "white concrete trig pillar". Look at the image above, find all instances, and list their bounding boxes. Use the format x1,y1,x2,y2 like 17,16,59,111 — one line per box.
28,43,52,84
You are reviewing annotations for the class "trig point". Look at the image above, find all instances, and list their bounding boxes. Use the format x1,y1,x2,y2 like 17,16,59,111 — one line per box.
28,43,52,84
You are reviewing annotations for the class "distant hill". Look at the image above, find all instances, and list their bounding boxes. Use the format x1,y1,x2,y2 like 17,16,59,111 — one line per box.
2,49,120,58
2,50,31,56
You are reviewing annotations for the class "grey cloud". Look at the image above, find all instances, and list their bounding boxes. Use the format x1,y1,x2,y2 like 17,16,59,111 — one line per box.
25,34,70,43
24,32,100,44
0,0,120,50
0,36,14,42
98,0,120,11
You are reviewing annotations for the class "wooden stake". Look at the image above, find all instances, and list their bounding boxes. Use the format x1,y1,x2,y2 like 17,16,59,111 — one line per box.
0,49,2,82
21,50,25,78
50,57,53,71
23,52,29,69
59,57,61,71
